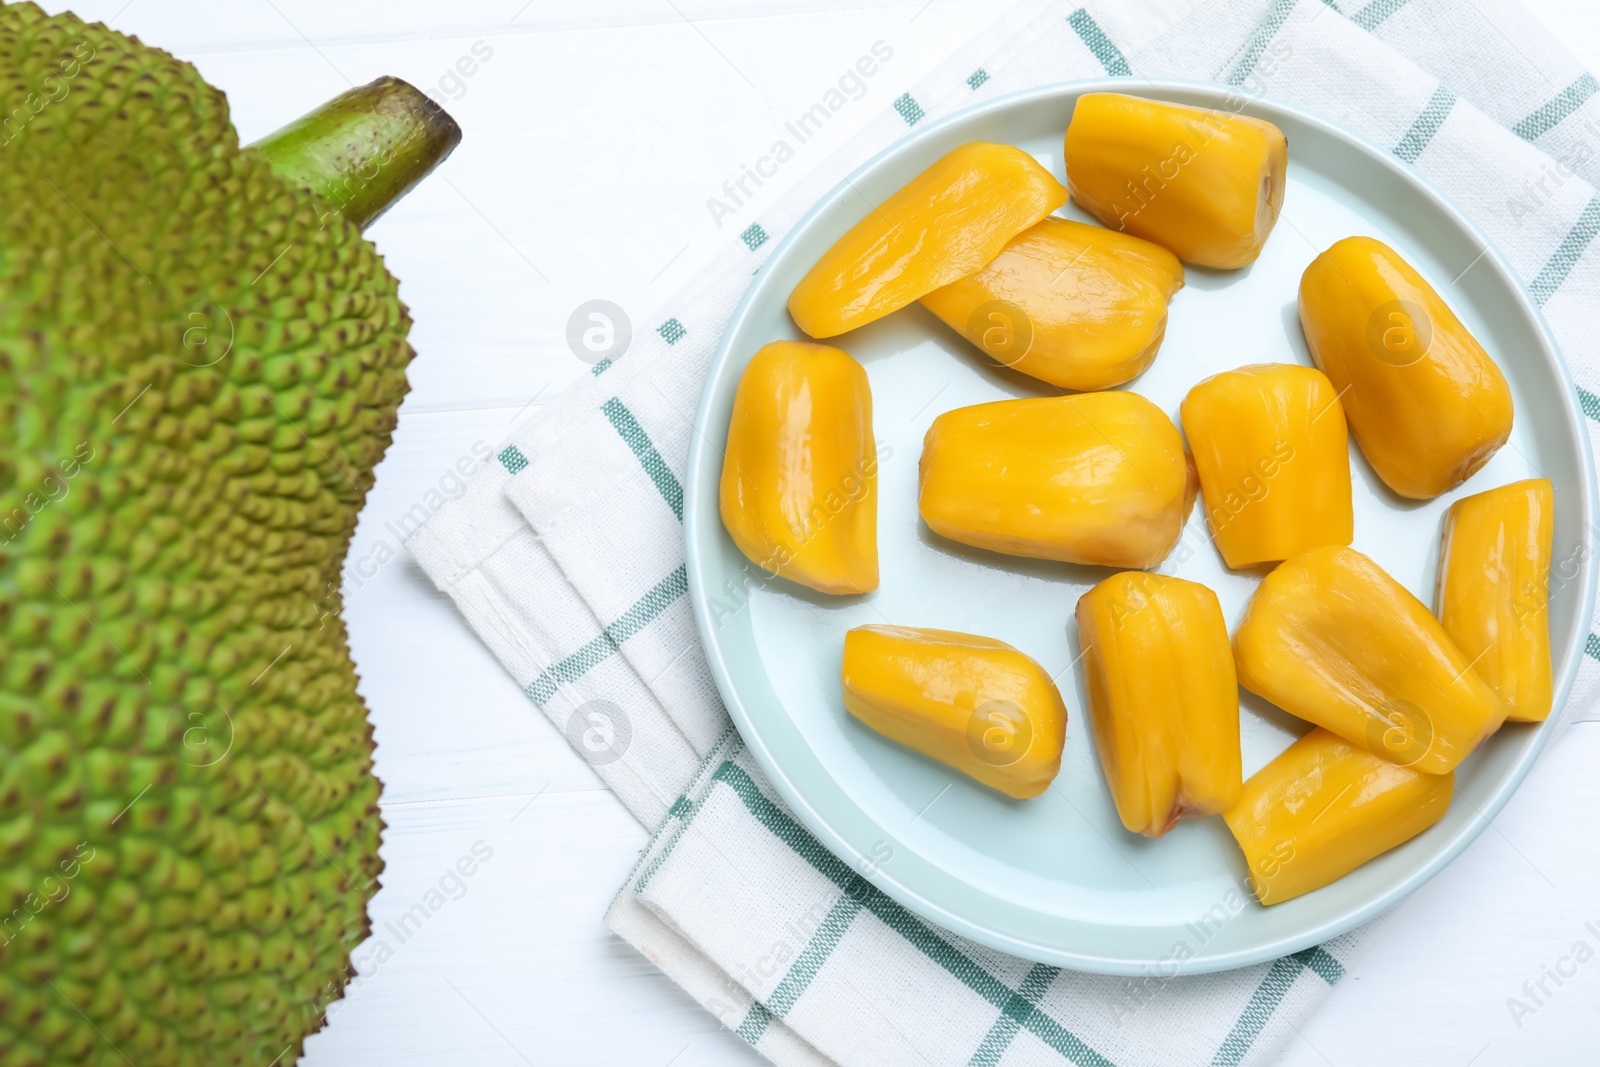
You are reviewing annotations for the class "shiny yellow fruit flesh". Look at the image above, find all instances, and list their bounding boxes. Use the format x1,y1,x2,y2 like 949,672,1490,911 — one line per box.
1063,92,1287,268
1436,478,1555,722
1298,236,1514,499
1234,546,1507,774
1180,363,1354,567
1076,573,1242,836
918,391,1195,569
918,217,1185,391
719,341,878,594
841,625,1068,799
789,141,1068,338
1225,728,1454,904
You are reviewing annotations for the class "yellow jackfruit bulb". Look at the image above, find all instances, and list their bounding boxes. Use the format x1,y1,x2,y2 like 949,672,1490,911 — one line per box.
720,341,879,594
789,141,1068,338
919,391,1195,569
1076,573,1242,836
918,217,1185,391
1063,92,1287,268
1436,478,1555,722
1234,546,1507,774
1180,363,1354,567
1298,236,1514,499
1225,728,1454,904
840,625,1068,799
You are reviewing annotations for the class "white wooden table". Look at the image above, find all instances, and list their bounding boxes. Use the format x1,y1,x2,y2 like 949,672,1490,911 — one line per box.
42,1,1600,1063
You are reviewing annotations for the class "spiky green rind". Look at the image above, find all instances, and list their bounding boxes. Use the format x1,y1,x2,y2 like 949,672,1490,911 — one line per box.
0,3,409,1063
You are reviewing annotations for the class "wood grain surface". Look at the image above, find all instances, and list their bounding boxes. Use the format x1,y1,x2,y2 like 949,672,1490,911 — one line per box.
32,2,1600,1063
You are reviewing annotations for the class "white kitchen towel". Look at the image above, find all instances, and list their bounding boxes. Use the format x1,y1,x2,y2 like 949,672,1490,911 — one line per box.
406,0,1600,1062
609,726,1391,1067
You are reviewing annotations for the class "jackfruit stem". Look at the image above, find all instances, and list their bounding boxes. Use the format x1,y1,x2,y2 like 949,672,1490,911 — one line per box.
249,77,462,230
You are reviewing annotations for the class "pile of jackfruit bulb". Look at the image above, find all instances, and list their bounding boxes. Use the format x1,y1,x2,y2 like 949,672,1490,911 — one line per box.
720,92,1547,906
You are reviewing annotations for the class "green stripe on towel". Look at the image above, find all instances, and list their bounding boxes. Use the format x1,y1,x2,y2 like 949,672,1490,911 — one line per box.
659,318,687,345
711,758,1118,1066
1577,386,1600,422
1067,9,1132,77
602,396,685,520
766,894,864,1016
968,963,1061,1066
1513,73,1599,142
1527,193,1600,306
894,93,927,126
1224,0,1296,86
636,738,1351,1065
1210,945,1341,1066
633,728,742,894
1393,86,1455,163
497,444,530,474
1210,957,1304,1066
735,1000,776,1043
524,564,688,706
1291,945,1344,984
1351,0,1411,31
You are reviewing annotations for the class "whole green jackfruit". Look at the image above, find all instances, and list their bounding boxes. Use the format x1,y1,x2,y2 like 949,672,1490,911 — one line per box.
0,4,457,1063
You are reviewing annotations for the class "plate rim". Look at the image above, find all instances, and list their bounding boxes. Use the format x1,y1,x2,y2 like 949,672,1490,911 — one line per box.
683,76,1600,974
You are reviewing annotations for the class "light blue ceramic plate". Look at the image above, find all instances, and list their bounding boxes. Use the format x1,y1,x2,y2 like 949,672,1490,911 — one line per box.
683,80,1598,975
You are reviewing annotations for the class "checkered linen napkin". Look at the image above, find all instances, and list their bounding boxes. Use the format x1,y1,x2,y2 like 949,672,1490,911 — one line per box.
406,0,1600,1061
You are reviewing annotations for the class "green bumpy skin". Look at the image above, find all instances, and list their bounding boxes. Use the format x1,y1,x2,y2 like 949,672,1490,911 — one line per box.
0,5,412,1064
